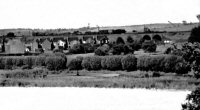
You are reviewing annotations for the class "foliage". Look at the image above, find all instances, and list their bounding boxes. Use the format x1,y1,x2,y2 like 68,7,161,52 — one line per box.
110,44,125,55
68,56,83,75
82,56,102,70
69,44,85,54
182,87,200,110
188,26,200,43
101,56,122,70
45,56,66,71
35,56,46,66
137,55,189,74
94,44,110,56
142,41,157,52
23,57,36,69
121,55,137,71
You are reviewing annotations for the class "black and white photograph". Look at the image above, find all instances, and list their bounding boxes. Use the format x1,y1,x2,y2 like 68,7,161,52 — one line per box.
0,0,200,110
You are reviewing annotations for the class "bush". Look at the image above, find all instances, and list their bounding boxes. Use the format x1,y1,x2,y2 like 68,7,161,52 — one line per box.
182,87,200,110
82,56,102,70
23,57,36,69
163,55,189,74
68,56,83,75
94,44,110,56
137,55,165,71
101,56,122,70
35,56,46,66
4,57,14,69
0,57,5,69
121,55,137,71
110,44,125,55
82,43,95,53
137,55,189,74
45,56,66,71
142,41,157,52
69,44,84,54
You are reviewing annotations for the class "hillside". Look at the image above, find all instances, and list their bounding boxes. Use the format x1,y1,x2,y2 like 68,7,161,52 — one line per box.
0,23,199,36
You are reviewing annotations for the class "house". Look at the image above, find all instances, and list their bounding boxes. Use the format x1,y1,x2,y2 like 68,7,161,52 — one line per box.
42,39,52,51
5,38,25,54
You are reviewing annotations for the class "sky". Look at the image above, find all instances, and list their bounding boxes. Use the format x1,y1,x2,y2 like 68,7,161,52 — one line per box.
0,0,199,29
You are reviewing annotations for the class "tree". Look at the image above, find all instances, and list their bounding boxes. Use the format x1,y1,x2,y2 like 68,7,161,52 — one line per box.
51,40,55,50
182,87,200,110
6,32,15,37
188,26,200,43
2,38,5,52
68,57,83,76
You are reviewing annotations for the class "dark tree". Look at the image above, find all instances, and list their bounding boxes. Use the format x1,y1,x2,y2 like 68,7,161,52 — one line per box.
182,87,200,110
6,32,15,37
79,39,83,44
64,39,68,50
188,26,200,43
2,38,5,52
51,41,55,50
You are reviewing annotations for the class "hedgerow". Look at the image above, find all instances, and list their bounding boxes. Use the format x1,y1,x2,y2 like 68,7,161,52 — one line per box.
101,55,122,70
137,55,189,74
121,55,137,71
82,56,102,70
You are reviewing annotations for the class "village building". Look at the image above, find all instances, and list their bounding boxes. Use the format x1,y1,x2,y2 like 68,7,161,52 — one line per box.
5,38,25,54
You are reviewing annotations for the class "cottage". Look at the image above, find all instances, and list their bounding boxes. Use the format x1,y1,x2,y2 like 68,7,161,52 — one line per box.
5,38,25,54
42,39,51,51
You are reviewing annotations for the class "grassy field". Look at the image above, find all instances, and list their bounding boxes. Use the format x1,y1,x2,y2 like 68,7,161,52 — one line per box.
0,69,199,90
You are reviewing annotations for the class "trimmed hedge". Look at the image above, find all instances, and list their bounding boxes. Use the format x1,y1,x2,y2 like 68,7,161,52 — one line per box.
137,55,189,74
94,44,110,56
101,56,122,70
82,56,102,70
68,56,83,70
0,52,67,71
121,55,137,71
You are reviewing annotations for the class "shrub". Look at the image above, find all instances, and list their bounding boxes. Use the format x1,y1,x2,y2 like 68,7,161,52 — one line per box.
82,43,95,53
163,55,189,74
82,56,102,70
101,56,122,70
23,57,36,69
94,44,110,56
15,57,25,67
182,87,200,110
35,56,46,66
137,55,189,74
45,56,66,71
69,44,84,54
4,57,14,69
137,55,164,71
142,41,157,52
111,44,125,55
121,55,137,71
68,56,83,76
0,57,5,69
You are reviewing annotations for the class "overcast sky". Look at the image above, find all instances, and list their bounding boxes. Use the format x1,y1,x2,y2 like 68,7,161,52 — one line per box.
0,0,199,29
